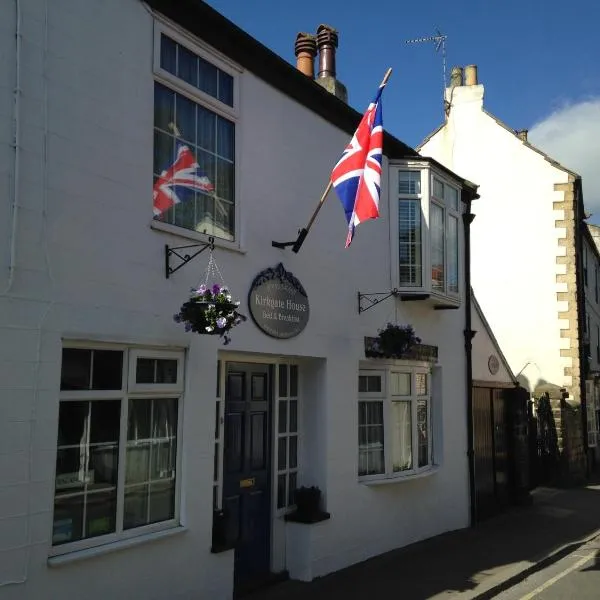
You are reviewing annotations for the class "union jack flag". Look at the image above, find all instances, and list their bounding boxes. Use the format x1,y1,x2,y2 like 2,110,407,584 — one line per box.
153,142,214,217
331,80,386,247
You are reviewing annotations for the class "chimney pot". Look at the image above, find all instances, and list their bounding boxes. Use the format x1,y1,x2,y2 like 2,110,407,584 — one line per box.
516,129,528,142
316,24,339,79
295,32,317,78
464,64,478,86
450,66,464,89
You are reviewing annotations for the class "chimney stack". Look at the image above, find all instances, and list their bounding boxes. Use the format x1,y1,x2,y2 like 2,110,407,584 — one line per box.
464,64,478,86
295,32,317,79
515,129,528,142
449,66,464,89
314,24,347,102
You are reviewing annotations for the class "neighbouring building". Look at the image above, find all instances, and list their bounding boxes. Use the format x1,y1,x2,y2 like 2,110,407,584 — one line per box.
0,1,480,599
419,64,596,484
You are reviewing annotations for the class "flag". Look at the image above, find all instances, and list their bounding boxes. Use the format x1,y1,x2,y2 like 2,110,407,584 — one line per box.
330,81,386,247
153,142,214,217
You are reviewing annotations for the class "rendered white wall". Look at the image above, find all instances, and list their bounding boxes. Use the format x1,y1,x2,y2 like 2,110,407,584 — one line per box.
421,84,570,393
0,1,469,598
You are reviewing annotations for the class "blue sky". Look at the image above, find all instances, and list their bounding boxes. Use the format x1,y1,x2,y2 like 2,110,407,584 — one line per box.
205,0,599,149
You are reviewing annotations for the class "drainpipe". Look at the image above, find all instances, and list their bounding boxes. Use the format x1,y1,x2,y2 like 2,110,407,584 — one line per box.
2,0,22,296
463,186,478,526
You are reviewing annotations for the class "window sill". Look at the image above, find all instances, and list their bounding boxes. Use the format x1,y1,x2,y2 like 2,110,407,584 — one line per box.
47,526,188,567
150,220,246,254
359,466,439,486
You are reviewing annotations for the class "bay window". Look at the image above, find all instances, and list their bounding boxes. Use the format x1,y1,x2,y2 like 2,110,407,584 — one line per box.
52,345,184,554
358,365,436,481
395,167,462,305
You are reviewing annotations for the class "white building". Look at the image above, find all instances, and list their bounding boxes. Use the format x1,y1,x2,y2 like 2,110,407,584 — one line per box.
0,2,479,598
420,65,594,480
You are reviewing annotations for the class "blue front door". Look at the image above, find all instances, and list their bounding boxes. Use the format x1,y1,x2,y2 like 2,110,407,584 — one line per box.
223,362,272,590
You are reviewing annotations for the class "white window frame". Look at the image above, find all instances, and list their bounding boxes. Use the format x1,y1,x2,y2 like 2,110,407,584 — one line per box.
50,343,185,557
150,20,242,250
390,164,463,306
358,363,436,484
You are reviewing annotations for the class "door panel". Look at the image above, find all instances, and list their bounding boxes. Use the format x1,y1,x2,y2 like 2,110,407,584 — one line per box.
492,390,509,506
473,387,495,519
223,363,272,589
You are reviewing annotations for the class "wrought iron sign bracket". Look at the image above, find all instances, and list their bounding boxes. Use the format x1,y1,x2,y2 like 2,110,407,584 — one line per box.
358,289,400,314
165,236,215,279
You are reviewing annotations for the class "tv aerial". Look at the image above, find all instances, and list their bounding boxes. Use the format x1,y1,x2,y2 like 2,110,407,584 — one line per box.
405,29,448,116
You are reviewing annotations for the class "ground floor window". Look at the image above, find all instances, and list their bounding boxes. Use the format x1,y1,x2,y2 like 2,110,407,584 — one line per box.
358,364,435,480
52,345,184,552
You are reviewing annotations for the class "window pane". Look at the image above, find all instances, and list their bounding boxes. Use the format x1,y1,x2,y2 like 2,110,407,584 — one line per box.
198,56,218,98
289,436,298,469
446,186,459,210
53,400,120,545
175,93,197,145
278,437,287,470
153,130,175,178
431,203,445,292
418,399,429,468
213,442,219,481
392,401,412,472
156,359,178,384
290,365,298,397
390,372,411,396
277,474,287,509
399,199,422,286
448,215,459,294
136,358,155,384
125,398,178,529
91,350,122,390
278,365,288,397
216,158,234,202
60,348,91,390
154,83,175,132
358,375,368,393
217,116,235,161
289,400,298,433
197,105,216,152
177,44,198,88
416,373,428,396
398,170,421,195
160,34,177,74
358,401,384,476
218,71,234,106
278,400,287,434
433,178,444,199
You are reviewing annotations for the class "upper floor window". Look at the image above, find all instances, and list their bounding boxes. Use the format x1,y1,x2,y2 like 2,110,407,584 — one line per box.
153,30,238,242
395,167,462,305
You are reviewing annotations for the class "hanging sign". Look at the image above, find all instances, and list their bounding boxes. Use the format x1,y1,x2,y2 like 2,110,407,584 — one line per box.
248,263,309,339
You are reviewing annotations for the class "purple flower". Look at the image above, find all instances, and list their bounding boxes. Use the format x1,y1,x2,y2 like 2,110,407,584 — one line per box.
173,314,182,323
196,284,207,295
216,317,227,329
184,322,192,332
212,283,221,295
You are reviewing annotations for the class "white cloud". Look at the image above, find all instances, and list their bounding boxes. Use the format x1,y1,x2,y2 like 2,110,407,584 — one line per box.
529,98,600,223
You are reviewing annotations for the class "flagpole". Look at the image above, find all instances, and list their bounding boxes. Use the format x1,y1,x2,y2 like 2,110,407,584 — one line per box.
288,68,392,253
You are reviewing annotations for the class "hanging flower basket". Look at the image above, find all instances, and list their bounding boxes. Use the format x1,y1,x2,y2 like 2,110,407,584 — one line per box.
174,284,247,345
369,323,422,358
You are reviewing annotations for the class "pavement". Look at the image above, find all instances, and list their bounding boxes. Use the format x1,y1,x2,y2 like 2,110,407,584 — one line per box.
247,476,600,600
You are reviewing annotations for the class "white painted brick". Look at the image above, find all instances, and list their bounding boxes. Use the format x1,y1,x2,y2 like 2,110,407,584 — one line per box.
0,361,37,391
0,547,27,584
30,450,55,483
0,453,29,486
28,481,53,515
0,328,40,362
0,484,29,519
0,421,31,456
0,390,34,422
29,511,51,545
31,418,58,453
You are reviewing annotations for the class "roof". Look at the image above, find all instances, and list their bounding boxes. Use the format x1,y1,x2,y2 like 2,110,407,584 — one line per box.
146,0,479,197
416,102,581,180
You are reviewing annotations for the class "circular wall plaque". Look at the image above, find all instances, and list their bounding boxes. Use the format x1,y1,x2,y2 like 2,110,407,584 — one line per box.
488,354,499,375
248,263,309,339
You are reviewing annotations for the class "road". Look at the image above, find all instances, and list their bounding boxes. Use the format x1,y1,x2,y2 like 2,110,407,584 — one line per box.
495,534,600,600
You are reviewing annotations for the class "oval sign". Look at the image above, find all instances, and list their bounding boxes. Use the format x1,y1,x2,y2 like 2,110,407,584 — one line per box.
248,263,309,339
